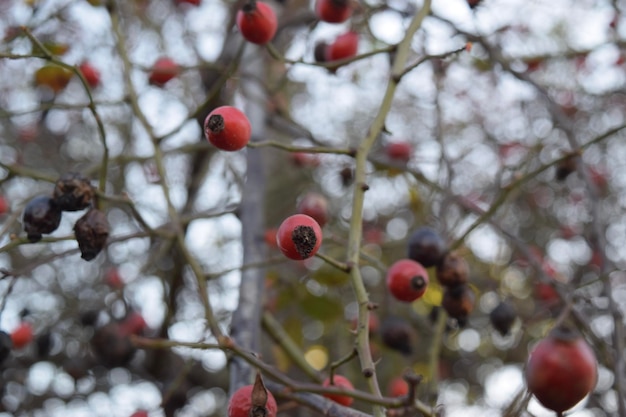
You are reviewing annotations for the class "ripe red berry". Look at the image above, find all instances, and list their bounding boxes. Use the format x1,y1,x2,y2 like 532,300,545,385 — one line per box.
276,214,323,260
78,61,101,88
204,106,251,151
130,411,149,417
148,57,179,87
386,259,429,302
236,1,277,45
315,0,352,23
526,326,597,413
325,31,358,62
297,192,329,227
228,384,278,417
11,322,34,349
385,141,412,163
407,227,448,268
388,377,409,397
322,375,354,406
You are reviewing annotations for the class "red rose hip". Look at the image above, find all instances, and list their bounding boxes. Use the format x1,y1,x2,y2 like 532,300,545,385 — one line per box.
525,326,597,414
78,61,101,88
386,259,429,302
148,57,179,87
11,322,34,349
276,214,322,260
315,0,352,23
236,1,277,45
326,31,358,61
322,375,354,406
204,106,251,151
228,384,277,417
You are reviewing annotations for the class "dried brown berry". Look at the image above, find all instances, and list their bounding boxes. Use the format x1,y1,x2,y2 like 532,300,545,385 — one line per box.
23,195,62,242
53,172,95,211
442,285,475,326
380,316,415,356
407,227,448,268
489,300,517,336
74,208,110,261
91,322,136,367
436,252,469,287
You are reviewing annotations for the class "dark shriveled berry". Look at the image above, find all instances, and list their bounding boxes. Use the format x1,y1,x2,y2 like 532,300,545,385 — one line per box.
489,300,517,336
436,252,469,287
380,316,415,356
0,331,12,363
442,285,475,326
23,195,62,242
91,323,136,367
74,208,110,261
53,172,95,211
407,227,448,268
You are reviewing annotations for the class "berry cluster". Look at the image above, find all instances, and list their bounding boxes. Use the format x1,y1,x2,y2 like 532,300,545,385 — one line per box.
22,172,109,261
406,227,475,326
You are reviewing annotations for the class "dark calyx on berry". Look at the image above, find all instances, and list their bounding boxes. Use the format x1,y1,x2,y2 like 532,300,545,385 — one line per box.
410,275,427,291
53,172,95,211
207,115,225,133
23,195,62,242
74,208,110,261
292,225,317,259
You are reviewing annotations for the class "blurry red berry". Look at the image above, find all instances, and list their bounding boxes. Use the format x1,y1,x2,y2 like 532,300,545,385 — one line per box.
105,267,125,289
322,375,354,406
204,106,251,151
315,0,352,23
385,141,412,163
78,61,101,88
526,326,597,413
0,196,8,215
326,31,358,61
297,192,329,227
388,377,409,397
11,322,34,349
148,57,179,87
291,152,320,167
236,1,277,45
175,0,200,5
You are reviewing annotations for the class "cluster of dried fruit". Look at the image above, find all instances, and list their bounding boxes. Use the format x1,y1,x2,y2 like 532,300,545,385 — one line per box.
22,172,109,261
